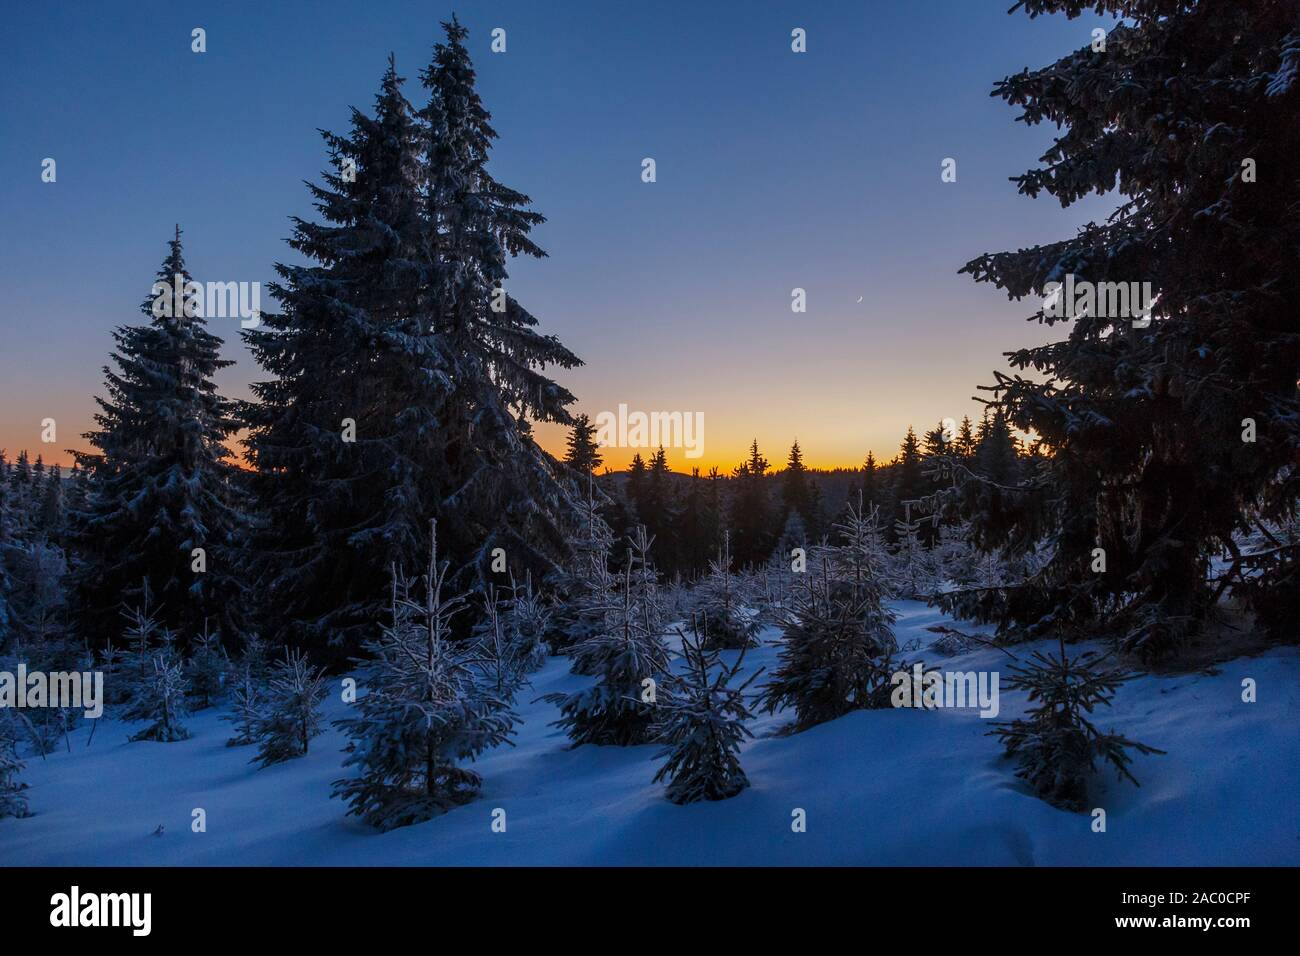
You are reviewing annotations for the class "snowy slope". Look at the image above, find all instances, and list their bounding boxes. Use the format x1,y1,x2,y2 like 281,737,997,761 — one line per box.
2,601,1297,866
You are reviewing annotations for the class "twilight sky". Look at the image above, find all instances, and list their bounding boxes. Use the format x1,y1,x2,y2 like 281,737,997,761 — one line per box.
0,0,1120,472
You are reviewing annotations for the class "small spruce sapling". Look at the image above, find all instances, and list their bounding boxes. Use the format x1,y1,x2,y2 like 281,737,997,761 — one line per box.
333,522,519,830
552,478,617,660
251,649,326,767
694,531,759,650
502,575,552,673
988,636,1165,811
759,530,899,733
892,501,936,600
651,622,761,804
223,633,271,747
475,576,550,685
97,641,128,709
186,623,227,709
0,711,31,819
124,650,192,742
224,676,261,748
544,544,671,747
117,585,162,710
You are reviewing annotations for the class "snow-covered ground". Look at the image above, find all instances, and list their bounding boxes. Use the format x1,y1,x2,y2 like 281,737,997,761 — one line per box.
2,601,1296,866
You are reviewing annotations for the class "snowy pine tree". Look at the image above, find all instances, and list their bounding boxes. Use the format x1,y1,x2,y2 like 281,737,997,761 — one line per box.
826,499,897,603
243,57,431,660
124,650,191,743
892,501,936,600
186,623,227,709
651,626,760,804
759,523,899,732
251,649,326,767
961,1,1300,656
1,537,70,654
224,672,262,749
334,522,518,830
694,531,759,650
0,711,30,819
97,641,128,709
223,629,272,747
418,16,585,584
563,414,603,475
729,441,775,567
246,23,582,659
569,527,664,675
544,546,671,747
933,520,977,589
115,585,164,709
71,228,249,648
498,575,552,673
989,637,1164,812
472,582,546,694
549,478,617,658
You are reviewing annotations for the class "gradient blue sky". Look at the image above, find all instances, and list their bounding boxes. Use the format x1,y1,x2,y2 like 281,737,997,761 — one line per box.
0,0,1119,471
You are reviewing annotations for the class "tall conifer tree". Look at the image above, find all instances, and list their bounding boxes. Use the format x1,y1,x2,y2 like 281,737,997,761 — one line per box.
564,414,603,474
73,229,248,647
246,23,582,656
961,1,1300,654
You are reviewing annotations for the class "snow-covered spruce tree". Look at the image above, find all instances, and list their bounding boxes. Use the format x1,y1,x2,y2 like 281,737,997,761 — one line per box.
988,637,1164,812
223,629,273,747
97,641,127,709
223,670,262,748
251,649,327,767
636,446,679,573
892,501,936,600
569,526,664,675
498,575,551,674
245,26,582,661
651,627,760,804
549,478,617,659
334,523,519,830
827,499,897,603
753,550,796,627
960,2,1300,657
1,534,82,750
0,462,15,651
71,228,249,649
0,711,30,819
544,549,671,747
933,519,977,589
626,525,665,638
186,623,227,709
1,537,71,654
418,17,584,587
694,531,759,650
759,527,899,732
124,650,191,743
36,463,64,540
473,581,549,693
115,585,164,710
563,414,603,475
233,631,272,684
242,58,430,661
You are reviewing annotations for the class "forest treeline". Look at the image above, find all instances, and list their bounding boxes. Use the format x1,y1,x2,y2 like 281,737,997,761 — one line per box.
564,412,1029,579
